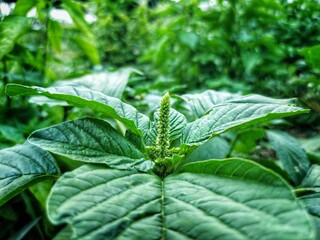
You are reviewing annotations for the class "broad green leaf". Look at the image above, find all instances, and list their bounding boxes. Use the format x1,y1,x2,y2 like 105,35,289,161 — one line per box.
30,68,134,106
182,103,308,145
28,118,153,172
0,143,60,206
180,90,297,118
6,84,150,137
0,16,31,59
180,90,239,118
148,108,187,145
300,165,320,192
51,68,133,98
47,159,314,240
266,130,309,185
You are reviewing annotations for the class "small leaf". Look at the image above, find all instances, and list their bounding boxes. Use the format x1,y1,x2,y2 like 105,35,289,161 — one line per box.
182,103,308,145
47,159,315,239
6,84,150,137
0,143,60,206
148,108,187,145
28,118,154,172
266,130,310,185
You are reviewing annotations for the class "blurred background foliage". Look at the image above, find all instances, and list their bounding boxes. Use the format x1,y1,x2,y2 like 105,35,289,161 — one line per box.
0,0,319,145
0,0,320,239
1,0,320,148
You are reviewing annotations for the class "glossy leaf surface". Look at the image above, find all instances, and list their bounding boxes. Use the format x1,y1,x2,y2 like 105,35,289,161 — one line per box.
182,103,308,145
6,84,150,137
0,143,59,206
28,118,153,172
47,159,314,240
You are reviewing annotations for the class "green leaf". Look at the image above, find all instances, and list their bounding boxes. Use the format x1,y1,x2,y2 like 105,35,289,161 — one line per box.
180,90,239,118
53,225,73,240
0,16,31,60
6,84,150,137
148,108,187,145
73,35,100,65
300,165,320,192
299,192,320,238
61,0,94,39
299,45,320,70
266,130,310,185
47,159,315,239
185,137,230,163
30,68,134,106
0,143,60,206
51,68,133,98
0,124,25,143
182,103,308,145
28,118,154,172
48,20,63,52
13,0,37,16
180,90,297,118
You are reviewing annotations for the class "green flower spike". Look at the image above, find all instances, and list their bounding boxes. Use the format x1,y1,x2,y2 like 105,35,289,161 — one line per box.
156,92,170,158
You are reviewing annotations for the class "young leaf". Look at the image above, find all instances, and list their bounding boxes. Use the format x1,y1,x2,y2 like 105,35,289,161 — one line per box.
28,118,154,172
6,84,150,137
0,143,60,206
148,108,187,145
47,159,315,240
266,130,310,185
182,103,308,145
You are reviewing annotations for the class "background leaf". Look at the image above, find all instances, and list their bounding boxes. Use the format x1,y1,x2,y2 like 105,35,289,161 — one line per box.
0,143,60,206
0,16,31,60
266,130,310,185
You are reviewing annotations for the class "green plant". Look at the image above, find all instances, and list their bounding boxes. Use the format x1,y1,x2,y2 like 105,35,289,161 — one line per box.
1,82,318,239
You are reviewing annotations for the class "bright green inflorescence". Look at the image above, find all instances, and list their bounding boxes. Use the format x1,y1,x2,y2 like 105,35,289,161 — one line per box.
146,93,182,177
156,92,171,158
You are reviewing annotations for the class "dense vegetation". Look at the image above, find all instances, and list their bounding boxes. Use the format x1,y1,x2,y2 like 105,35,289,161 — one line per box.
0,0,319,239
